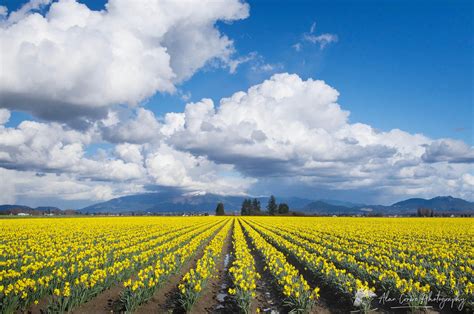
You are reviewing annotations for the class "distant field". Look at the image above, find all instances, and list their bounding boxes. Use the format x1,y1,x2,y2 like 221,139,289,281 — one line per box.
0,217,472,313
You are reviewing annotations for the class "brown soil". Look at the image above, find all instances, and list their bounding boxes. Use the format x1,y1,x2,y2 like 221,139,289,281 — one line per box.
135,246,206,314
190,223,235,314
135,222,232,314
70,283,124,314
66,223,220,314
23,295,50,314
248,223,392,313
284,252,349,314
240,222,286,314
250,246,288,314
249,222,447,314
242,221,338,314
251,223,350,314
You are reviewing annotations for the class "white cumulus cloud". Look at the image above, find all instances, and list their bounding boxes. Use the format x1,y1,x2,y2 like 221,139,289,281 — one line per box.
161,73,473,200
145,144,255,195
422,139,474,163
0,71,472,204
0,109,10,125
0,0,249,125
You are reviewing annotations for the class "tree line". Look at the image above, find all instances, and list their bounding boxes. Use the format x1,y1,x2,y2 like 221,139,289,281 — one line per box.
241,195,289,216
215,195,290,216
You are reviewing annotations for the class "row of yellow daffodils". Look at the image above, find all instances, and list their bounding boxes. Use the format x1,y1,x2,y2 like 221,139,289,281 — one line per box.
240,219,319,313
120,218,227,312
178,219,233,312
263,220,432,303
228,219,259,313
48,219,216,313
0,217,222,313
275,218,471,304
246,220,368,302
245,217,473,312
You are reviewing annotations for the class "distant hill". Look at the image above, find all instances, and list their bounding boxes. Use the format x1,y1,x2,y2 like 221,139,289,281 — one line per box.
2,195,473,216
34,206,61,211
303,201,360,215
304,196,474,215
82,193,474,215
80,191,314,214
0,204,34,212
391,196,474,212
0,205,70,215
81,191,244,214
319,199,366,208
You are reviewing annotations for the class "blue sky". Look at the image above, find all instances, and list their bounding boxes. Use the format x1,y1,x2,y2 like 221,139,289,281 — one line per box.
5,0,473,143
159,0,474,144
0,0,472,207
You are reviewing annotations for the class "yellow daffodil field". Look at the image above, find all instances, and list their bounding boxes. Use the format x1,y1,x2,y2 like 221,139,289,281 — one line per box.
0,216,472,313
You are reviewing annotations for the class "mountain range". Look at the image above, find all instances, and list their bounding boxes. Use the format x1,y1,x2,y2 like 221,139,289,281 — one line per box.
80,190,314,214
0,205,66,215
301,196,474,215
1,194,473,216
81,194,473,215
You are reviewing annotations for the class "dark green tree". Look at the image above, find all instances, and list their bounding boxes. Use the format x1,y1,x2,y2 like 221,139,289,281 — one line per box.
278,203,289,214
216,202,225,216
251,198,261,214
267,195,278,215
417,207,433,217
241,199,252,216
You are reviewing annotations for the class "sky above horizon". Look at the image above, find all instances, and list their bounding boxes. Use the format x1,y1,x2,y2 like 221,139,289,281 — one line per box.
0,0,472,208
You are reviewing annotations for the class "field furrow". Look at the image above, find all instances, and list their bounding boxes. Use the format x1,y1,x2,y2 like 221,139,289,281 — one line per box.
240,219,320,313
119,218,229,312
177,219,233,313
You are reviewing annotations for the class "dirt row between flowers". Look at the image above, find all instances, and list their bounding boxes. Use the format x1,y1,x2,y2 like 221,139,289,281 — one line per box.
136,221,235,314
188,222,235,314
241,220,337,314
239,220,287,314
246,220,424,314
66,222,226,314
